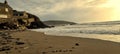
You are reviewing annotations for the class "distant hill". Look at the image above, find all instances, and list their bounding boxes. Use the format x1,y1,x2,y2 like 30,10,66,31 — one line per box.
43,20,77,26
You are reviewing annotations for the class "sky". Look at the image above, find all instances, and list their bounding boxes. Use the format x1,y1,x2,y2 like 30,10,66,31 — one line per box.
0,0,120,23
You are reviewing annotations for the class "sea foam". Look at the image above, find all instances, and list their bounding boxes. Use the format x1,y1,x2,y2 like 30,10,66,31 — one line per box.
31,24,120,43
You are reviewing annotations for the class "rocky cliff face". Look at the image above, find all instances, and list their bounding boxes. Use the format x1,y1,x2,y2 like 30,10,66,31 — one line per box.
26,13,50,29
0,1,49,30
0,12,50,30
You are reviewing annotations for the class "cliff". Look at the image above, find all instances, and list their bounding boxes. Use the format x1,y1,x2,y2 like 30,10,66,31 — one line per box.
26,13,50,29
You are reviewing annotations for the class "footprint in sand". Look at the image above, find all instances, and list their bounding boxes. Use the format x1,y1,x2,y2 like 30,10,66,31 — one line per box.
42,52,47,54
51,51,56,53
75,43,79,46
72,47,75,49
51,49,73,53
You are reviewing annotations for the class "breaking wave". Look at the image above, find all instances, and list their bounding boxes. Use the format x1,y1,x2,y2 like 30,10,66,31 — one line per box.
31,24,120,43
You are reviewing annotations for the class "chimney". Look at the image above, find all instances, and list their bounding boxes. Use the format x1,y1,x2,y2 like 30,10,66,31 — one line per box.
4,0,8,4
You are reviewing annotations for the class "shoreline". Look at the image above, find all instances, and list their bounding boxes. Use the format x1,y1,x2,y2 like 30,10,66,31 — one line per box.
47,34,120,44
0,30,120,54
31,30,120,43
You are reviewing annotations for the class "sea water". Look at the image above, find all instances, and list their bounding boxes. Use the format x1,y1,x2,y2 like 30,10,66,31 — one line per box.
31,24,120,43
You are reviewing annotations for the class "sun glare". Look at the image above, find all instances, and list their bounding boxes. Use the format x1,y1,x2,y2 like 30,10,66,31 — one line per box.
101,0,120,21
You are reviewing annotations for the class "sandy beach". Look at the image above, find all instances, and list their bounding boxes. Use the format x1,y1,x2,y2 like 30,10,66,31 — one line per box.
0,30,119,54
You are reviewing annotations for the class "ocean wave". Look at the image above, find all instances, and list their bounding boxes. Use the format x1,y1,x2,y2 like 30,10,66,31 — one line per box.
31,24,120,43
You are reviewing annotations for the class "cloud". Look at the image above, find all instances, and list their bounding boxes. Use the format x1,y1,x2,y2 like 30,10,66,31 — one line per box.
42,7,113,23
0,0,114,23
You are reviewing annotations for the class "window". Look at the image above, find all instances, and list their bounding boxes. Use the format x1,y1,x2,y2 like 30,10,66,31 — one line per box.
20,14,23,16
5,8,8,12
0,14,8,18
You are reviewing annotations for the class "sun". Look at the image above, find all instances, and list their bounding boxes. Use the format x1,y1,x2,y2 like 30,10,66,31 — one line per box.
106,0,120,21
100,0,120,21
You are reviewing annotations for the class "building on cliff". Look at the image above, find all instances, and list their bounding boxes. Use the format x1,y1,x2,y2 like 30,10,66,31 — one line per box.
0,0,13,18
0,0,48,29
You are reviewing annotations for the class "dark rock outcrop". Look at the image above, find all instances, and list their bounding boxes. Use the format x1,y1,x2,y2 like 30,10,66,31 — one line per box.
27,13,50,29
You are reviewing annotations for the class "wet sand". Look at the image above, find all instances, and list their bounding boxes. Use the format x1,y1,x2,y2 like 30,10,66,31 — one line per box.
0,30,120,54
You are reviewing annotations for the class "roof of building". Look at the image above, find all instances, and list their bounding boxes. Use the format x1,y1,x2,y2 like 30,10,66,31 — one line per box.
13,10,26,14
0,1,12,9
0,3,6,7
